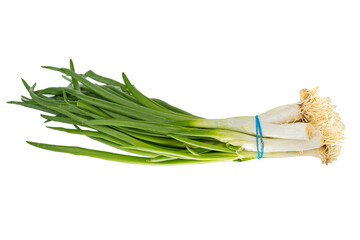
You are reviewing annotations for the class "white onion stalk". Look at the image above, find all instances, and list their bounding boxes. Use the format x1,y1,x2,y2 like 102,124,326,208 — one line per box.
215,131,323,152
225,147,335,163
237,134,322,153
250,147,327,160
259,103,301,123
178,117,315,140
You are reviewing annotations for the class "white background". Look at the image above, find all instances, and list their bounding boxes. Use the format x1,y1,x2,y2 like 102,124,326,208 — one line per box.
1,1,359,239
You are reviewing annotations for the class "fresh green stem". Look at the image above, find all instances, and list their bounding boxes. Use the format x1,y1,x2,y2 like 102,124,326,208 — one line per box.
41,114,84,125
152,98,197,117
89,137,159,158
121,72,174,113
7,101,59,115
120,130,185,148
76,100,111,118
168,134,235,153
69,59,80,90
46,126,128,146
26,141,152,164
26,141,217,165
84,70,127,91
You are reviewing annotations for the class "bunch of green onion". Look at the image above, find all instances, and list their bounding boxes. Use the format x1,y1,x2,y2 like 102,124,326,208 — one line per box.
9,60,345,165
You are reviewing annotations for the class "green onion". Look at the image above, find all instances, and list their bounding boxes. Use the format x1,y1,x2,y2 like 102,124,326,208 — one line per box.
8,60,345,165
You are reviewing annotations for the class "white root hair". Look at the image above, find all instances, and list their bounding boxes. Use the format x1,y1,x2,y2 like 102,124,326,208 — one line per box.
299,87,345,164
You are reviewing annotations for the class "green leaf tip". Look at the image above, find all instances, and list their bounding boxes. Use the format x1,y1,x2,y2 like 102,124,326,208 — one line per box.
21,78,33,92
41,66,62,71
122,72,129,82
26,141,40,147
69,59,75,71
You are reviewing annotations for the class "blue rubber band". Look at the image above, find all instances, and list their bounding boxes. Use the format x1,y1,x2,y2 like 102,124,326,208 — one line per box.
255,115,264,159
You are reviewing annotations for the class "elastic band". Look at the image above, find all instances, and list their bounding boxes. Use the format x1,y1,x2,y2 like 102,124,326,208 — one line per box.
255,115,264,159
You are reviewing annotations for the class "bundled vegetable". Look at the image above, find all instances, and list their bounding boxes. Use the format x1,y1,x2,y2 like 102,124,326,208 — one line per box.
8,61,345,165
